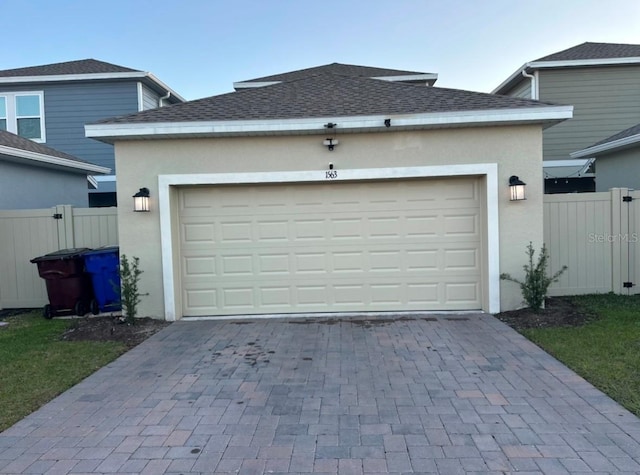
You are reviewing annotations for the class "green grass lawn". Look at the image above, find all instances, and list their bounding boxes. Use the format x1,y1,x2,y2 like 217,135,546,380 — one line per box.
522,293,640,417
0,311,127,432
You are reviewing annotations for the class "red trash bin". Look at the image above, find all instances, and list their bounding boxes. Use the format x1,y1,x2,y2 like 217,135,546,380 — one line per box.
31,248,94,319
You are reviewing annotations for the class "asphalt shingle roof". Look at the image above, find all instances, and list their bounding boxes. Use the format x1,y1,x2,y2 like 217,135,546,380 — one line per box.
590,122,640,148
0,59,139,78
536,42,640,62
96,70,558,125
240,62,433,83
0,129,89,163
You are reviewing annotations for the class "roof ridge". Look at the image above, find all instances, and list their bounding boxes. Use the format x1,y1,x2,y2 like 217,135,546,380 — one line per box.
0,58,141,77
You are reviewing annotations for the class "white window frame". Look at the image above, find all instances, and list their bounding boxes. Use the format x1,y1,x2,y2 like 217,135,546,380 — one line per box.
0,91,46,142
0,96,6,131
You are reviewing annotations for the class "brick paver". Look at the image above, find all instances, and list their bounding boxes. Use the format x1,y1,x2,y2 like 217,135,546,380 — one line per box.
1,313,640,474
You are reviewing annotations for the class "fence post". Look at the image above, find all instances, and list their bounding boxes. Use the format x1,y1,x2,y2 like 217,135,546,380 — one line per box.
55,205,75,249
610,188,630,294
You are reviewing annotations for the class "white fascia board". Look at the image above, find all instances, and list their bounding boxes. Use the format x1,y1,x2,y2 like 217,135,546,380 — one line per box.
372,73,438,83
0,71,186,103
85,105,573,141
0,145,111,174
87,175,98,189
571,133,640,159
233,74,439,90
233,81,282,89
492,63,530,94
530,57,640,69
543,159,592,168
493,57,640,94
0,71,148,84
144,72,186,103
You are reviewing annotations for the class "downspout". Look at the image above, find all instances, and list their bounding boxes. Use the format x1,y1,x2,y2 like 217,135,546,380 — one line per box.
158,91,171,108
522,68,538,100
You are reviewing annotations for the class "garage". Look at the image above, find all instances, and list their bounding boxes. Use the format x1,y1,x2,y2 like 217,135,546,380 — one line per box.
178,176,484,316
86,62,571,319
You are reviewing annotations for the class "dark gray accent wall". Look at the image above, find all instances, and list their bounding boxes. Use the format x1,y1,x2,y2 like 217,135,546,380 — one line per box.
502,78,532,99
0,81,139,172
141,83,161,110
595,148,640,192
539,66,640,161
0,159,89,209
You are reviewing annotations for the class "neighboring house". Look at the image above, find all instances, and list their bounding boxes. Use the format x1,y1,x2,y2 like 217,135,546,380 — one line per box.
0,59,184,206
0,129,109,209
571,122,640,192
86,63,572,320
493,42,640,193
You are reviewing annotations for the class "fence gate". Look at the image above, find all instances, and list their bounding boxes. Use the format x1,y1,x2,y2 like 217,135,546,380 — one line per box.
544,188,640,296
0,206,117,309
626,189,640,295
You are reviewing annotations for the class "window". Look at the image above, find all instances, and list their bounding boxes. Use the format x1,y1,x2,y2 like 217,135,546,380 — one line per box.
0,97,6,131
0,92,45,141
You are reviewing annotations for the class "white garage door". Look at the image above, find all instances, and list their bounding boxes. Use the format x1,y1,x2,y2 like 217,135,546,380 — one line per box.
178,177,484,316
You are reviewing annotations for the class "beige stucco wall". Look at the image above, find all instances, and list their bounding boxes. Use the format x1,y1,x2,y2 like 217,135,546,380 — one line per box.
114,125,544,319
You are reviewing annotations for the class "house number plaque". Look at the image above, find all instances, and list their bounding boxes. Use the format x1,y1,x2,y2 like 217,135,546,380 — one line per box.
325,170,338,179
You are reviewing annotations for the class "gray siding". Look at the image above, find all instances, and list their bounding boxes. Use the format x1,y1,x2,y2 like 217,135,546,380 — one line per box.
539,66,640,161
0,159,88,209
595,148,640,192
502,77,533,99
141,83,160,110
0,81,139,172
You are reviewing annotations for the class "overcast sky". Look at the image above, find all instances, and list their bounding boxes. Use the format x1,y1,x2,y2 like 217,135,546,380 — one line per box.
2,0,639,101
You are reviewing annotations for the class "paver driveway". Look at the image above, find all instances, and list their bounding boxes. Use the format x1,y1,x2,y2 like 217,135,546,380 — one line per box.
1,313,640,474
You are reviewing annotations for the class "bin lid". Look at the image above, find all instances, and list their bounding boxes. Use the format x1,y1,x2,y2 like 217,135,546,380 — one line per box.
30,248,92,263
83,246,119,257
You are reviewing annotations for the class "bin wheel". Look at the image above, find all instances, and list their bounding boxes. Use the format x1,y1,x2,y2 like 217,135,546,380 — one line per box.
74,300,86,316
90,299,100,315
43,304,54,319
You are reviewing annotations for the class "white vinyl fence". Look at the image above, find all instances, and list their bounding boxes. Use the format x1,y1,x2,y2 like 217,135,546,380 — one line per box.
544,188,640,296
0,205,118,309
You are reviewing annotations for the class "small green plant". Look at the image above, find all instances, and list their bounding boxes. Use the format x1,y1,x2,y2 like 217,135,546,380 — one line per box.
119,255,148,324
500,242,567,313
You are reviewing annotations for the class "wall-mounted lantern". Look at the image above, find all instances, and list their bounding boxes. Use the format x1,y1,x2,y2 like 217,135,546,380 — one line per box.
133,187,150,212
509,176,526,201
323,138,339,151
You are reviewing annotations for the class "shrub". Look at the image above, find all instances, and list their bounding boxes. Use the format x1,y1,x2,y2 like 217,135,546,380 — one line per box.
119,255,147,324
500,242,567,313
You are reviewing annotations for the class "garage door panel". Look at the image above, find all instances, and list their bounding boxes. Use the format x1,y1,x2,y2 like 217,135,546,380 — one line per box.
444,214,479,236
445,282,481,303
257,220,289,240
444,248,479,270
184,256,216,276
258,254,290,274
179,178,484,316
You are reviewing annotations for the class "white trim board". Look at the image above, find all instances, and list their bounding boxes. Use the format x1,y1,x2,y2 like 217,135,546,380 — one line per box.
86,106,573,141
158,163,501,321
0,144,111,174
0,71,186,103
493,57,640,94
571,133,640,159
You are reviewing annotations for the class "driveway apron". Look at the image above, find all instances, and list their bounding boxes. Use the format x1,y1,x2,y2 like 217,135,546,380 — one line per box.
1,314,639,474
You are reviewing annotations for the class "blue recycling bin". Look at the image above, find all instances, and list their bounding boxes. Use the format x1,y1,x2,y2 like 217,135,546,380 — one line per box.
83,246,121,314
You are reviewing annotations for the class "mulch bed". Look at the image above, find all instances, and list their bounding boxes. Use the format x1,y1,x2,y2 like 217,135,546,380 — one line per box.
60,316,171,349
494,296,595,331
5,296,593,348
